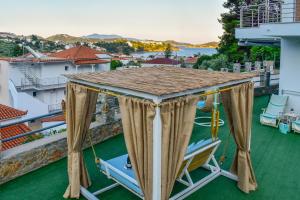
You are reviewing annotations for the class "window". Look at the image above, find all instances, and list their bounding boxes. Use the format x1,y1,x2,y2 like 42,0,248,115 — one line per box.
33,91,37,97
65,66,69,71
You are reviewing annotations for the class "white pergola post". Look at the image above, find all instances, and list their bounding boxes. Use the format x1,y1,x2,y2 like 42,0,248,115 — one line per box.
152,98,162,200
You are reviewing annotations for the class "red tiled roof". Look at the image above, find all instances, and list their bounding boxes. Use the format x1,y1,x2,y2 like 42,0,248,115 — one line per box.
3,57,72,63
0,104,27,121
144,58,180,65
50,46,110,65
0,124,31,150
112,58,130,61
41,115,65,123
75,59,109,65
185,57,198,64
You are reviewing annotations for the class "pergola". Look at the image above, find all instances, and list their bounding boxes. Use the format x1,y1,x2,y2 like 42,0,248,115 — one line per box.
63,66,257,200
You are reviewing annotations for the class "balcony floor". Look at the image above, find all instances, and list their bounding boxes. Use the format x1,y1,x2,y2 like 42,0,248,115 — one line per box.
1,96,300,200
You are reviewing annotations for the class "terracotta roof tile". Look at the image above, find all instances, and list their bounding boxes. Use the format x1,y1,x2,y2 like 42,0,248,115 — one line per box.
50,46,110,65
41,115,65,123
0,124,31,150
144,58,180,65
185,57,198,64
0,104,27,121
75,59,109,65
5,57,72,63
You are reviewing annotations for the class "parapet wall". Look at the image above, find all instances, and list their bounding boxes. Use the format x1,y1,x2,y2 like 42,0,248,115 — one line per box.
0,120,122,184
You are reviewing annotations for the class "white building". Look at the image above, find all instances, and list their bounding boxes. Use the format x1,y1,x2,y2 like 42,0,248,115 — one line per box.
236,0,300,113
0,46,111,116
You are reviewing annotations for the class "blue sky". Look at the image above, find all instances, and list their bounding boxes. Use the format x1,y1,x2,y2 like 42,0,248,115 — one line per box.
0,0,226,43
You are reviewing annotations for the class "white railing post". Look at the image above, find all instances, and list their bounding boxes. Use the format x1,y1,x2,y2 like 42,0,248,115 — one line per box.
252,10,254,27
265,0,270,23
258,6,260,26
152,98,162,200
240,7,244,28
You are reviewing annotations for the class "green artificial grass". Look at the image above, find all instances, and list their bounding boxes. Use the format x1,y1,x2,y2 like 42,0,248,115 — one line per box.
1,96,300,200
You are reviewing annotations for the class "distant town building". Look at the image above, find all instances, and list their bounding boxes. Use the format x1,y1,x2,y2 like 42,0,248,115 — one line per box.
0,46,111,117
141,58,181,67
111,54,134,65
184,57,198,68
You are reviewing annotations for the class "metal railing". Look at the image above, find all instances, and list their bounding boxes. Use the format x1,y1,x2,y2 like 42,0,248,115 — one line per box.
240,1,300,28
20,76,67,90
0,111,65,144
0,102,113,147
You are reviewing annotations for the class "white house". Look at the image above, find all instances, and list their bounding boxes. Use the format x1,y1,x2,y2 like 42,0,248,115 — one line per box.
0,46,111,116
236,0,300,113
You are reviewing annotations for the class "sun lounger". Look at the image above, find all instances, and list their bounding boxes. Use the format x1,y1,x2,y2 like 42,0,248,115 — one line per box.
292,120,300,133
260,94,288,127
98,139,221,200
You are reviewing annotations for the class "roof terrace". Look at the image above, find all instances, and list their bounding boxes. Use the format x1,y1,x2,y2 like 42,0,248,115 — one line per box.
1,96,299,200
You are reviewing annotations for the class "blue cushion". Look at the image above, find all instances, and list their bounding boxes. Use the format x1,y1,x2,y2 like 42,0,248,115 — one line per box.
100,138,214,196
294,120,300,125
100,155,143,196
186,139,213,155
261,113,277,119
197,101,206,109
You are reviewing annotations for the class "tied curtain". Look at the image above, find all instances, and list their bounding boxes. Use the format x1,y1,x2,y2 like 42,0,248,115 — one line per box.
64,83,98,199
221,82,257,193
160,96,198,200
118,95,198,200
118,96,156,200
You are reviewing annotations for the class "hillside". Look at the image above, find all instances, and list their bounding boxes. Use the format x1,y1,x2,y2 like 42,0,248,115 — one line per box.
194,42,219,48
82,34,123,40
47,34,124,43
47,34,89,43
47,34,218,48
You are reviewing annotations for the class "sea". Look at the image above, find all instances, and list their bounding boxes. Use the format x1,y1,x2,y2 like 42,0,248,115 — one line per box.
132,48,217,58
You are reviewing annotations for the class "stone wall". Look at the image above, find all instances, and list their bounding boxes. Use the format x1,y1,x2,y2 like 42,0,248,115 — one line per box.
0,120,122,185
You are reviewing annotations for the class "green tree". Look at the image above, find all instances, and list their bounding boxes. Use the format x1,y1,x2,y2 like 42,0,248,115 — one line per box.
250,46,280,61
199,54,229,71
110,60,123,70
164,43,172,58
218,0,251,62
193,55,217,69
12,45,23,57
191,0,281,71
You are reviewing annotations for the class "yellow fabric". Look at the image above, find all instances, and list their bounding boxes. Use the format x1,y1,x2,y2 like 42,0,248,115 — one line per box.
160,96,198,200
63,83,98,199
221,82,257,193
118,96,156,200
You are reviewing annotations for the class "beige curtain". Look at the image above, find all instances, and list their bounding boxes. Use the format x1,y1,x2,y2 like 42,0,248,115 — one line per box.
118,96,156,200
221,82,257,193
63,83,98,199
160,96,198,200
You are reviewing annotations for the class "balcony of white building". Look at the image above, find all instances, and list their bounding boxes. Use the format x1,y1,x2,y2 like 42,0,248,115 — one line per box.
236,0,300,44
